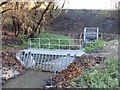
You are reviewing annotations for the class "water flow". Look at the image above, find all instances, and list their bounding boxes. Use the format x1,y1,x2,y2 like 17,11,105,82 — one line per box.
2,70,54,88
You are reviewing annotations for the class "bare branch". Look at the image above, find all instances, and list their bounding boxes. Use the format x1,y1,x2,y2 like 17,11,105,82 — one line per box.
0,0,12,7
34,2,53,32
0,8,12,14
30,2,44,11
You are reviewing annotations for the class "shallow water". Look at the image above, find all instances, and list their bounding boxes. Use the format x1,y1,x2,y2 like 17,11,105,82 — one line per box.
2,70,54,88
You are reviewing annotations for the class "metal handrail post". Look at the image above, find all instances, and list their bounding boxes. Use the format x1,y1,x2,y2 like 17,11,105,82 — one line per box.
69,39,70,50
58,39,60,49
30,38,31,48
48,39,50,49
39,38,40,48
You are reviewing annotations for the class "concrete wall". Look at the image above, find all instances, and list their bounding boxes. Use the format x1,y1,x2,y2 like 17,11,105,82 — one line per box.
46,9,119,38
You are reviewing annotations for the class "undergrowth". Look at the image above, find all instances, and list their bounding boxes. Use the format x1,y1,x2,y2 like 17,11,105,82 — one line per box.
70,44,119,88
84,40,106,53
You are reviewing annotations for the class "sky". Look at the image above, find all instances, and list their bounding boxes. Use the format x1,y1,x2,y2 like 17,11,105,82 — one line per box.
0,0,118,9
61,0,117,9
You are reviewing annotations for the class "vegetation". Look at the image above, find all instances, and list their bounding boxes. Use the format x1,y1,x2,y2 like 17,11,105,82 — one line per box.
107,40,118,45
1,0,67,36
18,32,74,49
84,40,106,53
70,53,118,88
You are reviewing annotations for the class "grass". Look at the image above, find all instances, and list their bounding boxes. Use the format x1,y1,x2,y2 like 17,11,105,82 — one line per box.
3,32,75,50
84,40,106,53
18,32,75,49
38,32,72,39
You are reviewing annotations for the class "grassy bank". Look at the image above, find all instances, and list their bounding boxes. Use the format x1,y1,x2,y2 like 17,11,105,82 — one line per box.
70,40,119,88
17,32,74,49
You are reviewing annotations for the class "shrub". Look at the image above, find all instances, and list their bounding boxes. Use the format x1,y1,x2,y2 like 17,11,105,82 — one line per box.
84,40,106,53
70,54,119,88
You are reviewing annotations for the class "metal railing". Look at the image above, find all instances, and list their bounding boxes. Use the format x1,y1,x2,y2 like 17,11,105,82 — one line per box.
16,38,84,73
28,38,83,50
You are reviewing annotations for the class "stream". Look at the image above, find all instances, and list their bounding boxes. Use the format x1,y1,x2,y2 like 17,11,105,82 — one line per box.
2,49,84,88
2,70,54,88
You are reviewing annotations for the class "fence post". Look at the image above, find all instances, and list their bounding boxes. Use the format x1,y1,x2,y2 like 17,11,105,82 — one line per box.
69,39,70,50
39,38,40,48
28,39,30,48
48,39,50,49
30,38,31,48
58,39,60,49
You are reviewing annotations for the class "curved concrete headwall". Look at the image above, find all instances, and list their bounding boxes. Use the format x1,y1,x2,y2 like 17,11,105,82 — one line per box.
46,9,119,37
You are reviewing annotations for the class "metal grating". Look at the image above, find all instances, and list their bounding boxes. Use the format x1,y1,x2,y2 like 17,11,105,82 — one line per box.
16,38,85,73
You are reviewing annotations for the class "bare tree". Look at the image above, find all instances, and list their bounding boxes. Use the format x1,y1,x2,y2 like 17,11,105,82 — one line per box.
0,0,68,36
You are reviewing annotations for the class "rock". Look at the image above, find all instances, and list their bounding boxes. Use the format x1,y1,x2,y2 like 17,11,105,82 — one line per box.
2,67,20,84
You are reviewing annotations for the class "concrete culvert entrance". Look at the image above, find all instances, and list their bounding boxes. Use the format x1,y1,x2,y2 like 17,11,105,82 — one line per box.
16,38,85,73
3,38,85,88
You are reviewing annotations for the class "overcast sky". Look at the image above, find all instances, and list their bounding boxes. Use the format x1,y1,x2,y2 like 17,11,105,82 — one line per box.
61,0,117,9
0,0,118,9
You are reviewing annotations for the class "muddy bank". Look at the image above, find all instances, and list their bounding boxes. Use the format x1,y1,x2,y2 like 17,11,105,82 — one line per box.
1,51,25,85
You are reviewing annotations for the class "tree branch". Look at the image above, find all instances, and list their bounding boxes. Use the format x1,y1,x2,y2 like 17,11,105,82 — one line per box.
0,0,12,7
34,2,53,32
0,8,12,14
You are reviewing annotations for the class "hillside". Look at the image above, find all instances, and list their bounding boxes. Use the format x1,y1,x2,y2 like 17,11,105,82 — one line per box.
46,9,119,38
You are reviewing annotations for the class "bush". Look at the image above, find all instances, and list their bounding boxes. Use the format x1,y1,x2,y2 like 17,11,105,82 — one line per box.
84,40,106,53
70,54,119,88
